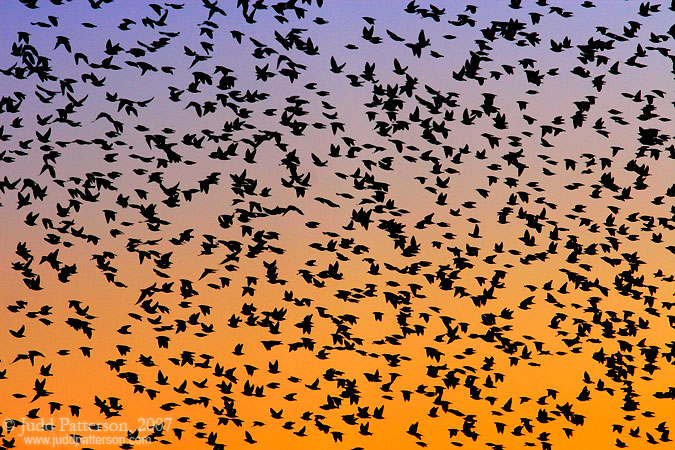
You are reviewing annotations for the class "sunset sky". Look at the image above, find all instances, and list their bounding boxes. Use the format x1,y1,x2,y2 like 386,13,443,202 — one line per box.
1,1,674,449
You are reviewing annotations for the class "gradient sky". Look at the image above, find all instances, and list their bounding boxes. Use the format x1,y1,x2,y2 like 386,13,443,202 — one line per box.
1,1,674,449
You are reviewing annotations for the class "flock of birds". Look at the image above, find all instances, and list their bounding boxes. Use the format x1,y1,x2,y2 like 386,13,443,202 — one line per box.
1,0,675,449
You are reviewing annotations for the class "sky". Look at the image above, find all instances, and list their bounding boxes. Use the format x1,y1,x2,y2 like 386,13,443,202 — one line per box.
1,1,674,449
